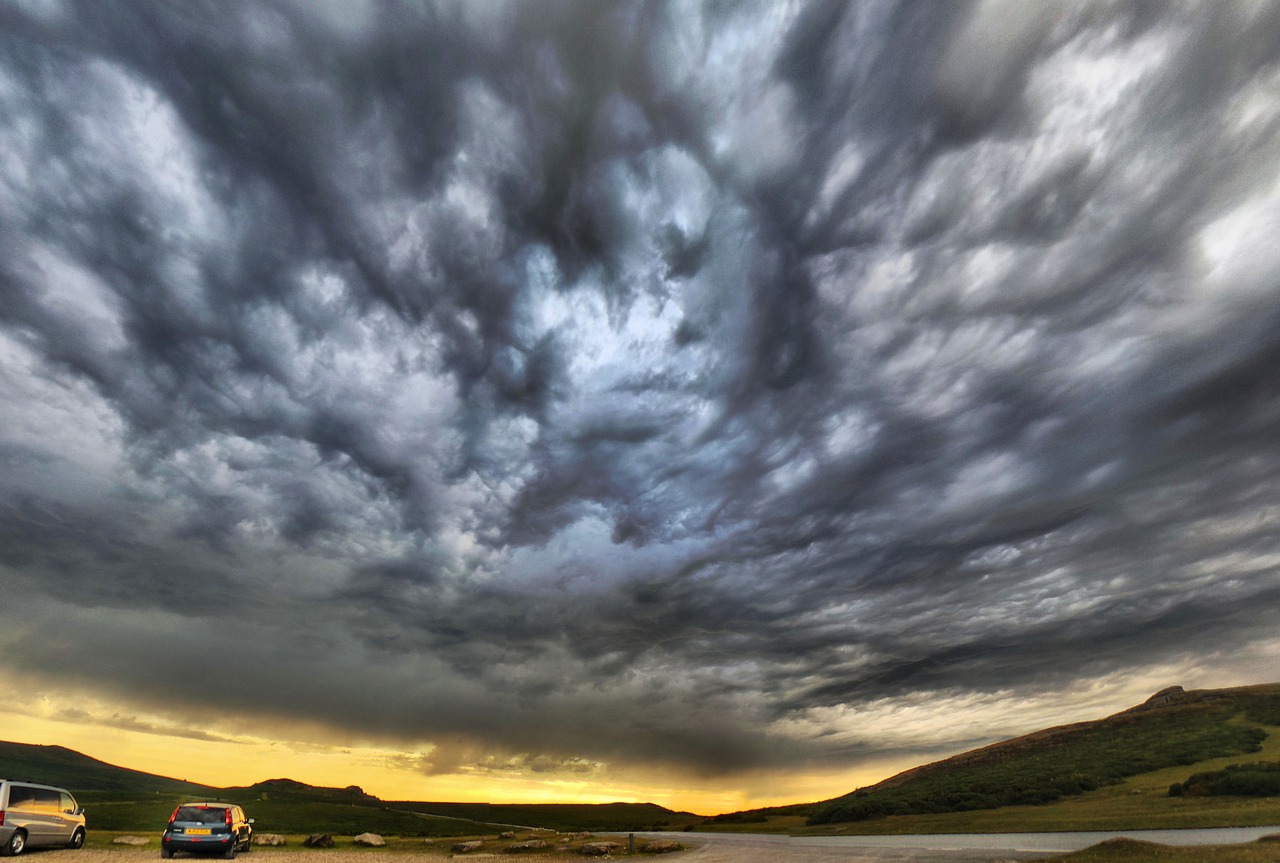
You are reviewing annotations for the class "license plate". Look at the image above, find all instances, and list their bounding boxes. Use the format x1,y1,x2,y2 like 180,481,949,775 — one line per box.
186,829,212,836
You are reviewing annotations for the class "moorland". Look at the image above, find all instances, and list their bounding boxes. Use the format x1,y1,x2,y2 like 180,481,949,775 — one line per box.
4,683,1280,862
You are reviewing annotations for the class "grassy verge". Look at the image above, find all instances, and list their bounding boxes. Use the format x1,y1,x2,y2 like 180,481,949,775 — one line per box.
1045,836,1280,862
83,831,687,857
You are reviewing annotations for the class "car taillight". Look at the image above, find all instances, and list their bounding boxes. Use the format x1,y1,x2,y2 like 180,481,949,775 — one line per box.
169,807,180,824
1,809,6,826
225,809,232,827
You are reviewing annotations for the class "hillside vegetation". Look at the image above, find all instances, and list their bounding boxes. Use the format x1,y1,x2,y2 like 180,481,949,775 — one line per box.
7,682,1280,838
0,741,215,795
387,800,693,833
0,741,698,835
806,684,1280,827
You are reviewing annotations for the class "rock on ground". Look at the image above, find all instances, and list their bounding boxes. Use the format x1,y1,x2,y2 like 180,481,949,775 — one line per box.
503,838,548,853
110,836,149,846
640,838,682,854
578,841,623,856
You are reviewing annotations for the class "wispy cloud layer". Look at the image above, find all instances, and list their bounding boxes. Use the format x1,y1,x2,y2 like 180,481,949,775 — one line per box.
2,0,1280,786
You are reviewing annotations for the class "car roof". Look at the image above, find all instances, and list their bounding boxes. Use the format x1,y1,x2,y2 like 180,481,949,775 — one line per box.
178,802,239,808
0,780,72,791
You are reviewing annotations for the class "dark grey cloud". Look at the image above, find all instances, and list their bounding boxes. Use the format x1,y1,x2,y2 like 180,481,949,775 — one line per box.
3,0,1280,786
53,709,240,744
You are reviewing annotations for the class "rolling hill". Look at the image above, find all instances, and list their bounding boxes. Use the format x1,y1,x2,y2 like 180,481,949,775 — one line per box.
6,682,1279,837
0,740,700,834
0,741,217,795
807,683,1280,825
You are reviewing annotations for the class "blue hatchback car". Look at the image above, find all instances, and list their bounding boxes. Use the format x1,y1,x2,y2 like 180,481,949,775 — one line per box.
160,803,253,859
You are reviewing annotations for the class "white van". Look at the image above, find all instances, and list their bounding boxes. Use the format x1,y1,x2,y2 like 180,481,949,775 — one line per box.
0,780,86,856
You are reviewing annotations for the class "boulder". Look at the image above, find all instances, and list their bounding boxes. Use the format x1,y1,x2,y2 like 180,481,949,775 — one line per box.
353,833,385,847
640,839,683,854
499,830,516,839
451,840,484,853
503,838,548,853
579,841,623,856
111,836,150,846
303,834,335,848
254,834,287,846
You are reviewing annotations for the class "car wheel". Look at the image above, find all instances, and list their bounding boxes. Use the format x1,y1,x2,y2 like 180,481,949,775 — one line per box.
223,845,236,860
3,829,26,857
68,827,86,850
161,849,174,859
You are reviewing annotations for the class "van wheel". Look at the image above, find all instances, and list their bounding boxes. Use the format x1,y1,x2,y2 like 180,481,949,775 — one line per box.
68,827,86,849
3,829,26,857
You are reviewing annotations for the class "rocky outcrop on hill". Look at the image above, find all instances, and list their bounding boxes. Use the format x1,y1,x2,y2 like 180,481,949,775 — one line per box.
451,840,483,853
1138,685,1186,709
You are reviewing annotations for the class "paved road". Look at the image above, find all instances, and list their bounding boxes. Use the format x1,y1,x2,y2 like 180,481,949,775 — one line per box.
680,844,1046,862
639,832,1052,862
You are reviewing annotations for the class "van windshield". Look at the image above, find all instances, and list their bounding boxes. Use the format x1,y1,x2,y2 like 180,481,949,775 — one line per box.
176,807,227,824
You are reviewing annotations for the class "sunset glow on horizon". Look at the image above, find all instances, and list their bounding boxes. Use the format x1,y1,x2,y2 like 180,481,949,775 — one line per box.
3,0,1280,816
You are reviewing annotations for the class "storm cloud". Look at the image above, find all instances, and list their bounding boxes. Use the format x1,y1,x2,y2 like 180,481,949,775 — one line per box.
3,0,1280,786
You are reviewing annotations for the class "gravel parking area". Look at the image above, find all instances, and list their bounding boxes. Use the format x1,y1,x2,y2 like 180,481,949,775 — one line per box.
12,840,1048,863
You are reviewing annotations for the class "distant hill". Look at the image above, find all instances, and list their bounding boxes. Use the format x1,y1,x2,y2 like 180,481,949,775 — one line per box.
387,800,698,833
226,777,382,805
807,683,1280,825
0,740,217,795
0,740,700,834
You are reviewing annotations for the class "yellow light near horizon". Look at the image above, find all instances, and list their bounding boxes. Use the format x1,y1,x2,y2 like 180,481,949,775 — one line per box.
0,698,878,815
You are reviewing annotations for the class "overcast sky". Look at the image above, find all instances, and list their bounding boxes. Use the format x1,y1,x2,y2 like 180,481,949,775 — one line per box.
2,0,1280,810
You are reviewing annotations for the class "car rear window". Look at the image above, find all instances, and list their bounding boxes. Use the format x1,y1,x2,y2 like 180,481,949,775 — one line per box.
176,807,228,823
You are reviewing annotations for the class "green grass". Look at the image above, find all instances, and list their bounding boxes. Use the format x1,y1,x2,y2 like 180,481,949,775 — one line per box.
798,685,1280,831
78,796,697,836
76,793,511,836
84,831,687,858
1,741,697,836
810,695,1273,825
1171,762,1280,798
791,716,1280,835
1044,836,1280,863
385,801,697,833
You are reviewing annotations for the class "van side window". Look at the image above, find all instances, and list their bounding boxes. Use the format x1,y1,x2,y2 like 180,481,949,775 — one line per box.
34,788,61,812
60,792,76,813
8,785,38,809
